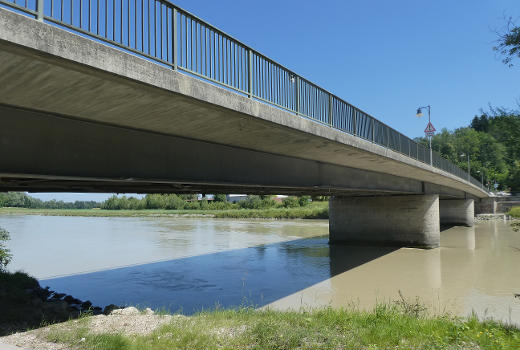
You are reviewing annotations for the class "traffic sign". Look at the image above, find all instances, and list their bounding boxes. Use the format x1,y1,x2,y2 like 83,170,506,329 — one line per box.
424,122,436,136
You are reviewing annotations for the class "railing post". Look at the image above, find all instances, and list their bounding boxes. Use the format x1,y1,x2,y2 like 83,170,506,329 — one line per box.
247,49,253,98
398,133,401,153
295,76,300,115
386,127,390,147
328,94,333,126
37,0,44,21
173,8,178,70
352,109,357,136
371,118,375,142
416,142,419,160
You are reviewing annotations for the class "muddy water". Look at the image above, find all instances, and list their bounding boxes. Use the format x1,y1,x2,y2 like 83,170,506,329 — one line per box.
267,221,520,326
0,215,519,323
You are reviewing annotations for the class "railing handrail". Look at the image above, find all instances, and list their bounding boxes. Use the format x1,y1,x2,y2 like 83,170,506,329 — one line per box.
0,0,485,190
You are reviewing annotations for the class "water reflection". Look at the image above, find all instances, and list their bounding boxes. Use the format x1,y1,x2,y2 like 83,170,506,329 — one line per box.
269,222,520,326
40,237,395,314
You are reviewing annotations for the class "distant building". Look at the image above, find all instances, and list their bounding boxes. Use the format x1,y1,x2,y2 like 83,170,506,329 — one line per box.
226,194,248,203
272,195,288,203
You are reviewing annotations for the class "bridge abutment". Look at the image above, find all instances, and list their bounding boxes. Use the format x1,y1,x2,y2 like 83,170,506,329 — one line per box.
329,195,440,249
439,199,474,227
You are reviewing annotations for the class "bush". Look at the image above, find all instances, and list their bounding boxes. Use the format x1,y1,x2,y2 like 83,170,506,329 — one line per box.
239,196,277,209
298,195,311,206
0,228,12,271
509,206,520,218
282,197,300,208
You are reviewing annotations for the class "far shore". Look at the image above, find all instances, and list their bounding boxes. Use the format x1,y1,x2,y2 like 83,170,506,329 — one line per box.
0,205,329,220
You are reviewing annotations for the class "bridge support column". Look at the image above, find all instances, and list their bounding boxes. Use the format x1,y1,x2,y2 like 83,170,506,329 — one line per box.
329,195,440,249
439,199,474,227
475,198,496,214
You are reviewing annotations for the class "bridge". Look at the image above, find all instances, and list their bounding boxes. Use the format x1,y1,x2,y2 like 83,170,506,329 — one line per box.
0,1,492,248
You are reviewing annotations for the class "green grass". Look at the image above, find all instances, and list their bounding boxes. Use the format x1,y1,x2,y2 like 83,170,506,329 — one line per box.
41,306,520,350
0,202,329,219
508,206,520,218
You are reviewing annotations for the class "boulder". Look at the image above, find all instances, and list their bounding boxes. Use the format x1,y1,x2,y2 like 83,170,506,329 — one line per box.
81,300,92,310
110,306,139,315
103,304,121,315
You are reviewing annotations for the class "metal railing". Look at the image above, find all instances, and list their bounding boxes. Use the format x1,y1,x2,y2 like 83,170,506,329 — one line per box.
1,0,484,189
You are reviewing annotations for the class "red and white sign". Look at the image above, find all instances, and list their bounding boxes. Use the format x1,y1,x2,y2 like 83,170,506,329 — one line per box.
424,122,436,136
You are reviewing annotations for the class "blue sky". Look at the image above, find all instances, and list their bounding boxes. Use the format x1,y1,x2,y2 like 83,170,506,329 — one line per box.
28,0,520,201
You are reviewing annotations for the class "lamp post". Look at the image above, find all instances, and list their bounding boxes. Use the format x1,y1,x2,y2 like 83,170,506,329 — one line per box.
477,170,484,189
416,105,433,166
460,153,470,182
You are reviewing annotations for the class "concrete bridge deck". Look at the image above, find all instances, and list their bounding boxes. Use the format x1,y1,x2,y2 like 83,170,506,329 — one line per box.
0,6,492,248
0,8,487,199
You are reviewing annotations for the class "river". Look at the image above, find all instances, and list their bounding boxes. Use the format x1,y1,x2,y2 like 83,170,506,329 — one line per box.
1,215,519,325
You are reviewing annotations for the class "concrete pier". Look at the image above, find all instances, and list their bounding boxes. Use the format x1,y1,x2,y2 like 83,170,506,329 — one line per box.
440,199,474,227
329,195,440,248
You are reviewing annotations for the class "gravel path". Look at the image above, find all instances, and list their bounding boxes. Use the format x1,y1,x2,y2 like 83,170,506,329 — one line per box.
0,307,178,350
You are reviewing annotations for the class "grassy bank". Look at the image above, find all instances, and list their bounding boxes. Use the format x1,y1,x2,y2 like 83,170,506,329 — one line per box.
0,202,329,219
508,206,520,218
37,306,520,350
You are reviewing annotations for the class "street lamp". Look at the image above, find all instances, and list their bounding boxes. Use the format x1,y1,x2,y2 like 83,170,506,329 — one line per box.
460,153,470,182
477,170,484,189
416,105,433,166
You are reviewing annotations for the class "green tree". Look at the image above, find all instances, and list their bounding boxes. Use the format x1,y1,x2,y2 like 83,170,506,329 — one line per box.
494,18,520,67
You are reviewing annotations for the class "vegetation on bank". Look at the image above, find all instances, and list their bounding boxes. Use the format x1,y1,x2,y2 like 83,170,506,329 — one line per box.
35,304,520,350
415,108,520,191
509,206,520,219
0,201,329,219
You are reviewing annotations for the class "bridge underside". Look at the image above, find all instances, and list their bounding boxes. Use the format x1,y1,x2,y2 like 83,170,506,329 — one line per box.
0,104,468,198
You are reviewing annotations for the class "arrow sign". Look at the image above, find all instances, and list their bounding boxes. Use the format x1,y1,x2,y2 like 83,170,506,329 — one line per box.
424,122,436,136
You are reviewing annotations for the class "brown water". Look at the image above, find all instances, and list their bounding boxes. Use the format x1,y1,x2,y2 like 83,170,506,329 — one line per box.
0,215,518,323
267,221,520,326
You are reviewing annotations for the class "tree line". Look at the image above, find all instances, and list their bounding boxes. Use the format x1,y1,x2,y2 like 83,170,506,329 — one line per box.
0,192,100,209
415,107,520,191
0,192,314,210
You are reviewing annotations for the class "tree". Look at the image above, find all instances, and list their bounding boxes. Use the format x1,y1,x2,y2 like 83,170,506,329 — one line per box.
494,18,520,67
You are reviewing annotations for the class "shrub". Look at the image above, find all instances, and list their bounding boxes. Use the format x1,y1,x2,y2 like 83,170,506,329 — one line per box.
0,228,12,271
282,197,300,208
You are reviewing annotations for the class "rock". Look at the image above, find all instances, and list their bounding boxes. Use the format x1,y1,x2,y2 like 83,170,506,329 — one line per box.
92,307,103,315
143,307,154,315
110,306,139,315
103,304,121,315
63,295,75,303
81,300,92,310
51,292,66,299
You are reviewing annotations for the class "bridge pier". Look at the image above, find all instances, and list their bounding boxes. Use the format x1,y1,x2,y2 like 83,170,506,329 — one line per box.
439,199,474,227
329,195,440,249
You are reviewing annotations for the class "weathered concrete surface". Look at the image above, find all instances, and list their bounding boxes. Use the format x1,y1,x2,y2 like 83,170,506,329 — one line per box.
0,8,488,197
329,195,440,248
440,199,474,227
0,104,427,195
475,198,497,214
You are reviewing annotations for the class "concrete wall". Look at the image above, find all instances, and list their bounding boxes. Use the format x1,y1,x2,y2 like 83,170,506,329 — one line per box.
439,199,474,227
475,198,497,214
329,195,440,248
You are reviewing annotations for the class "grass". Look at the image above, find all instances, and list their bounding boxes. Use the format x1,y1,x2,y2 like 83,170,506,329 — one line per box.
39,305,520,350
508,206,520,219
0,202,329,219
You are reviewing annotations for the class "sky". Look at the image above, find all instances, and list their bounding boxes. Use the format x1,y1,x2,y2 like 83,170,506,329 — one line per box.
26,0,520,201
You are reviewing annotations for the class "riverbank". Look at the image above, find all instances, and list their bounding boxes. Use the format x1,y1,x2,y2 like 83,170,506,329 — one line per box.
509,206,520,218
2,304,519,350
0,202,329,219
